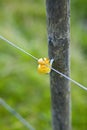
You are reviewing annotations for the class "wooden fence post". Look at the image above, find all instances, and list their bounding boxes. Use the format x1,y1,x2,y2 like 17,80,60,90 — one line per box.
46,0,71,130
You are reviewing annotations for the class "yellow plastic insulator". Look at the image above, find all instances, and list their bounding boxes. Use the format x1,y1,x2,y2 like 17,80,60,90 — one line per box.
38,58,51,74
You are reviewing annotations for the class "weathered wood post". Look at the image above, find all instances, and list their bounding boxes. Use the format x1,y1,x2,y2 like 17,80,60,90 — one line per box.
46,0,70,130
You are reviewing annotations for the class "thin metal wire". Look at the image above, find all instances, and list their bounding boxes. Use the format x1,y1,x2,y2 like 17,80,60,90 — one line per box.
51,67,87,91
0,98,35,130
0,35,87,91
0,35,38,61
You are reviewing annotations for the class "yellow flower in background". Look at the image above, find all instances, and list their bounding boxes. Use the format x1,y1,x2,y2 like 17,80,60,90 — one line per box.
38,58,51,74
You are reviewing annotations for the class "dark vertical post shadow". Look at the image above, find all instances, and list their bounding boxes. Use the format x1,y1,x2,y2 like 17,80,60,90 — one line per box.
46,0,71,130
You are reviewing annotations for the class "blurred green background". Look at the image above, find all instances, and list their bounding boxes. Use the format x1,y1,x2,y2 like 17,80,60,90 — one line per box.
0,0,87,130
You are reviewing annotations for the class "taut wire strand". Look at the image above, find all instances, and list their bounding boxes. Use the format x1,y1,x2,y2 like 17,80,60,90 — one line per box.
0,98,35,130
0,35,87,91
51,67,87,91
0,35,38,61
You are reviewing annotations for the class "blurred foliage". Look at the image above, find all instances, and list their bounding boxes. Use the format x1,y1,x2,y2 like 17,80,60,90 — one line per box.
0,0,87,130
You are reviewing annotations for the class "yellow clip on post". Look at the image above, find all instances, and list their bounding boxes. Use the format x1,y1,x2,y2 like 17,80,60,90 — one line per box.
38,58,51,74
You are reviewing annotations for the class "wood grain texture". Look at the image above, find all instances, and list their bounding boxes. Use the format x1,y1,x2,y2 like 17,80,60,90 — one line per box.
46,0,71,130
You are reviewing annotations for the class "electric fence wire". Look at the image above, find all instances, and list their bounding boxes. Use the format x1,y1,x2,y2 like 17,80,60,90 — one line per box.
0,35,87,129
51,68,87,91
0,35,87,92
0,35,38,61
0,98,35,130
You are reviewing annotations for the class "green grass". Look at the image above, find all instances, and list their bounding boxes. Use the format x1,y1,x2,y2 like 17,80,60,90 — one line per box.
0,0,87,130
